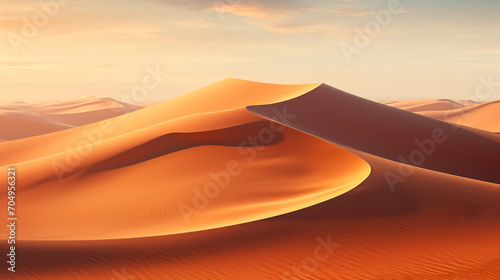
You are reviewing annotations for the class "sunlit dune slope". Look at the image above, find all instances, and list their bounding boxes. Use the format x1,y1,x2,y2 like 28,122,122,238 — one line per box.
0,79,369,240
0,79,321,165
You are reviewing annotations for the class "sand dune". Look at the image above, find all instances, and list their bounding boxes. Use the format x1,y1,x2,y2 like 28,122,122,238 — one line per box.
1,80,369,241
418,101,500,133
0,80,321,166
250,85,500,184
385,98,500,133
1,79,499,279
2,109,370,240
0,109,73,140
380,98,466,112
0,97,144,140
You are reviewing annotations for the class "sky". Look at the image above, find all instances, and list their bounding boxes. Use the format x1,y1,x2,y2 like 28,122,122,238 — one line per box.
1,0,499,102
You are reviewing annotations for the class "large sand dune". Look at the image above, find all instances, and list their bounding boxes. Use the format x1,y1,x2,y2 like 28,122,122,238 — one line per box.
250,85,500,184
1,79,499,279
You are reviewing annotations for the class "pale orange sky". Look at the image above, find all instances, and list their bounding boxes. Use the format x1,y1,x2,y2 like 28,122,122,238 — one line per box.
1,0,499,102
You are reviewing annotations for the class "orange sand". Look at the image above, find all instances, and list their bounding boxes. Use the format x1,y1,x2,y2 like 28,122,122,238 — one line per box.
1,79,499,279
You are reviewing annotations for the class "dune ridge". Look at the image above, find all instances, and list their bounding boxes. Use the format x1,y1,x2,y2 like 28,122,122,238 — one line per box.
1,80,369,241
249,84,500,184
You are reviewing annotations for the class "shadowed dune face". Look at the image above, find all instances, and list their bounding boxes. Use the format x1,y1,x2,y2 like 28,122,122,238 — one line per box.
1,79,500,279
249,84,500,185
87,120,286,172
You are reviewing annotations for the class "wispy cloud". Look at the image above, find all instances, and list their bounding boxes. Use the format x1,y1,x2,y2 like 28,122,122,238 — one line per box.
209,3,298,19
1,61,115,73
329,7,371,17
0,0,162,38
173,19,218,29
246,17,353,36
155,0,306,18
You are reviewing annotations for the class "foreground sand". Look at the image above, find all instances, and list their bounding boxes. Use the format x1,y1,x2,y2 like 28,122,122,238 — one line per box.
1,79,499,279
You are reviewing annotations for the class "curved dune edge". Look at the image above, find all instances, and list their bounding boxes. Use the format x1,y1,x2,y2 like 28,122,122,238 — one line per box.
0,79,371,241
0,78,322,166
248,84,500,185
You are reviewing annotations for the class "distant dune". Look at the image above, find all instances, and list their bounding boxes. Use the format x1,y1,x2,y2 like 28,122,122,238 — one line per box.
1,79,499,279
385,98,500,133
0,97,143,140
380,98,466,112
